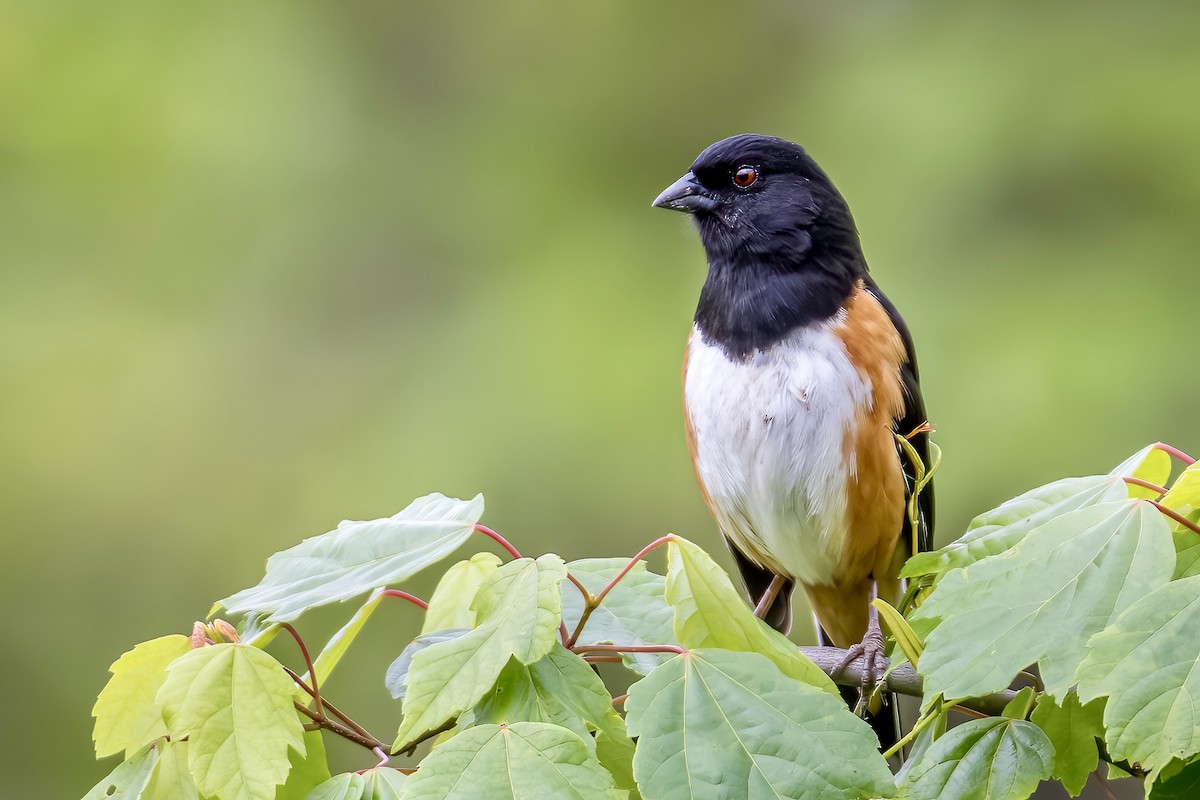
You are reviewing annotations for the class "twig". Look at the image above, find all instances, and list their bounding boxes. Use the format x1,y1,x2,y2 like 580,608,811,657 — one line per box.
567,534,676,646
1150,501,1200,535
293,701,385,752
1123,476,1168,496
285,667,380,744
565,572,593,603
1091,769,1120,800
573,643,687,656
474,524,523,560
395,719,459,758
1155,442,1196,465
378,589,429,610
280,623,323,718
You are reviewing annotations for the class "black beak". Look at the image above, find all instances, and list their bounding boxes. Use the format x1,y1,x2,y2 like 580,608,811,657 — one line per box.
652,172,717,214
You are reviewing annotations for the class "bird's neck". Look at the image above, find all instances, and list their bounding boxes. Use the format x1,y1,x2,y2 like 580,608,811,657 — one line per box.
694,250,862,360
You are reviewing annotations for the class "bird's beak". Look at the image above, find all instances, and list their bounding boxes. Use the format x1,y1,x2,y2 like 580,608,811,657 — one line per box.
652,172,717,214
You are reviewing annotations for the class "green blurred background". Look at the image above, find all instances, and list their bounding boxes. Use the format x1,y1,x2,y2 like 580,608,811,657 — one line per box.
3,2,1197,796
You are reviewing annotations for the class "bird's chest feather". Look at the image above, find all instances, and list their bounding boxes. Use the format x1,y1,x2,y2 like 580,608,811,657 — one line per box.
684,319,871,585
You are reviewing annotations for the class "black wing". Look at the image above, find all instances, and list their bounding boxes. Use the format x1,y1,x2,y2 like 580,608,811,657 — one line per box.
865,277,935,556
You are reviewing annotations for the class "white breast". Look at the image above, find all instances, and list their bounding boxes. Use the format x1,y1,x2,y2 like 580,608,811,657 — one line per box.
685,320,870,586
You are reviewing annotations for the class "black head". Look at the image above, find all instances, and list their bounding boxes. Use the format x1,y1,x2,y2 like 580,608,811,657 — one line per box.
654,134,868,357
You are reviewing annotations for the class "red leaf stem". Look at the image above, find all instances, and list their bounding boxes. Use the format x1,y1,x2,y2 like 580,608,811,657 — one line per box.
474,524,523,560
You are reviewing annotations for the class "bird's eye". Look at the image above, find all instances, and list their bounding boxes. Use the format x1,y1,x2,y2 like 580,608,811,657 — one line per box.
733,166,759,188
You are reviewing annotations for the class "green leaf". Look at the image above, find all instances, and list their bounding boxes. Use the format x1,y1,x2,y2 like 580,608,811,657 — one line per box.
901,475,1128,580
276,729,330,800
1162,462,1200,514
158,643,306,800
81,743,159,800
473,642,622,749
143,740,198,800
873,597,924,667
386,629,470,700
625,648,894,800
1077,574,1200,772
664,536,839,695
392,555,567,752
401,722,622,799
1173,528,1200,579
897,717,1054,800
92,634,190,758
1150,758,1200,800
596,723,640,800
1163,463,1200,578
1030,693,1103,797
561,557,675,675
1001,686,1036,720
913,500,1174,700
423,552,503,633
219,493,484,622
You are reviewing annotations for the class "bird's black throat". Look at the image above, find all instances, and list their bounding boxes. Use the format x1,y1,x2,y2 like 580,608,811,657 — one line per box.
693,222,865,360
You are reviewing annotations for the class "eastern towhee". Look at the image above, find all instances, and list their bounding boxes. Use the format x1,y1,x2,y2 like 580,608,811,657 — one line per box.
653,134,934,745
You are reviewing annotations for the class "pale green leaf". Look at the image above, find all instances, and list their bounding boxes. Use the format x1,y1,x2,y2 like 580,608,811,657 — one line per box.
665,536,839,695
625,649,894,800
897,717,1054,800
1030,693,1103,797
471,554,567,662
561,557,675,675
401,722,622,799
386,629,470,700
901,475,1127,579
913,500,1174,700
361,768,407,800
1077,574,1200,772
81,744,159,800
219,493,484,622
309,593,386,688
422,552,503,633
473,642,621,749
306,773,362,800
158,643,306,800
276,730,330,800
143,740,199,800
392,555,567,752
1112,443,1173,493
1149,758,1200,800
92,634,190,759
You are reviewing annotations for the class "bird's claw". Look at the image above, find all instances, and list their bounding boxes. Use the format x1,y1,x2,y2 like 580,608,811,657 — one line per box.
836,625,889,702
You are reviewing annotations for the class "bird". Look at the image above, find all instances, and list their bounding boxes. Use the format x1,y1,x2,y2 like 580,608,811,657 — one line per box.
652,133,934,745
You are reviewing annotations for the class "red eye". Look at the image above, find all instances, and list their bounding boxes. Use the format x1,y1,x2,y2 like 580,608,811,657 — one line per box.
733,166,759,188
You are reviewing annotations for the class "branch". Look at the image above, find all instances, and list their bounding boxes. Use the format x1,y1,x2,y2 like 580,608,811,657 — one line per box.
798,645,1147,777
797,646,1016,716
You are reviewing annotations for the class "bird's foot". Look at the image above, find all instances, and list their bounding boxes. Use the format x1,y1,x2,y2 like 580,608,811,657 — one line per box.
836,623,889,704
